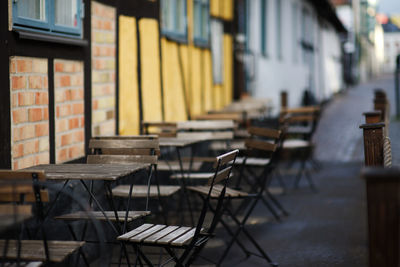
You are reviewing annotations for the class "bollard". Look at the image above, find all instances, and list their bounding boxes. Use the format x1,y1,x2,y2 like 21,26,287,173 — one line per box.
362,168,400,267
396,54,400,118
374,89,387,121
359,123,385,166
363,111,382,124
280,91,288,110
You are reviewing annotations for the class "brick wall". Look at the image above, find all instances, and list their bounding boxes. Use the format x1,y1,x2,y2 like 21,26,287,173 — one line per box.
10,56,49,170
91,1,116,136
54,59,85,163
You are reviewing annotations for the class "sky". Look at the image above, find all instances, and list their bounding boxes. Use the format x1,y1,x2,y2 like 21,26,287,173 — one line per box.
378,0,400,16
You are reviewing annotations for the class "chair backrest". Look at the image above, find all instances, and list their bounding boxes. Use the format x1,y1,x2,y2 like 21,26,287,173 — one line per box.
193,150,239,242
176,120,235,141
245,126,283,169
0,170,48,203
245,127,280,152
280,106,320,140
87,138,160,165
193,113,243,123
142,121,177,137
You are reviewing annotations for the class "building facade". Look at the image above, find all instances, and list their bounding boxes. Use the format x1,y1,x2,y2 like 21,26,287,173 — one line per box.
0,0,235,169
382,19,400,73
334,0,385,83
240,0,346,110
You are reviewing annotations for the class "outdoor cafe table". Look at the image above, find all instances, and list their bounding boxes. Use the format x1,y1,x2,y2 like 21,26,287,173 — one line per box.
158,137,205,225
25,163,149,235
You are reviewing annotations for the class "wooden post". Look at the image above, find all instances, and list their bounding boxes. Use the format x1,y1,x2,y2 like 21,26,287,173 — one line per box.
359,123,385,166
280,91,288,110
363,111,382,124
374,89,387,121
362,168,400,267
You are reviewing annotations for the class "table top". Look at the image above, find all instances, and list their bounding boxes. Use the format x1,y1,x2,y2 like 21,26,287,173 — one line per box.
158,137,203,147
25,163,149,181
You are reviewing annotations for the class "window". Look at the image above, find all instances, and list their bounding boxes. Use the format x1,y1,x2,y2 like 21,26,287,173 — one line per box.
211,19,224,84
301,7,313,63
161,0,187,41
12,0,83,37
260,0,267,56
193,0,209,46
275,0,282,60
292,2,298,63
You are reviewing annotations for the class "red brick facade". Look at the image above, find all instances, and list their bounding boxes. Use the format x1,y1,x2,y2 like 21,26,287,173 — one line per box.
91,1,116,136
54,59,85,163
10,56,49,170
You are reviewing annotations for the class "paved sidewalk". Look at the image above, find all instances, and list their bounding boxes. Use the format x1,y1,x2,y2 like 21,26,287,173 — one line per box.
199,75,400,266
313,74,399,163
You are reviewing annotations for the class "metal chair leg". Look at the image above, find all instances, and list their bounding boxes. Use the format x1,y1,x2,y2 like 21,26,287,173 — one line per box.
265,192,289,216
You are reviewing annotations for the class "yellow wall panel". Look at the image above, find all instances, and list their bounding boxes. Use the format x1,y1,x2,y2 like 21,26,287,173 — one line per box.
214,84,223,109
203,50,214,111
139,19,163,123
178,45,190,117
190,47,203,116
187,0,193,42
118,15,140,135
223,34,233,107
210,0,222,18
222,0,234,21
161,38,188,121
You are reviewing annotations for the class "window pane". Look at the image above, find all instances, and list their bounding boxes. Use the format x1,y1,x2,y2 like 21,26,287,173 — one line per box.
55,0,78,27
193,1,201,38
276,0,282,60
201,3,209,40
176,0,185,33
17,0,46,21
211,19,224,84
260,0,267,54
161,0,176,32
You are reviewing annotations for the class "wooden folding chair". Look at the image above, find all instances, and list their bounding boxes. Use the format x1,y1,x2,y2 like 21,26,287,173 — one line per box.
279,106,321,191
88,138,180,223
142,121,177,137
187,128,282,266
169,120,236,179
117,150,239,266
0,171,84,265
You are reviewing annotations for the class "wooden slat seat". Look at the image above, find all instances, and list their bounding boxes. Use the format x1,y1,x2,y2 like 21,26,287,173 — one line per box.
234,157,270,166
54,211,151,222
177,120,235,131
209,140,245,151
112,185,180,198
170,173,214,180
287,125,313,135
1,261,42,267
176,131,234,141
283,139,312,149
187,185,248,198
117,223,202,247
0,240,84,263
157,161,202,171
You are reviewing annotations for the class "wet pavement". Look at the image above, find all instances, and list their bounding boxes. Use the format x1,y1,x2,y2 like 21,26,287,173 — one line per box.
197,75,400,266
113,75,399,266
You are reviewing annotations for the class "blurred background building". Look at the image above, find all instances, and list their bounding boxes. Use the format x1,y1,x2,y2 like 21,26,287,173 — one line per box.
332,0,384,84
235,0,346,109
0,0,398,169
380,15,400,72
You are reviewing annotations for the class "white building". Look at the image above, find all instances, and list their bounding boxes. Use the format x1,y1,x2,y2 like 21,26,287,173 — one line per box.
243,0,346,110
383,31,400,73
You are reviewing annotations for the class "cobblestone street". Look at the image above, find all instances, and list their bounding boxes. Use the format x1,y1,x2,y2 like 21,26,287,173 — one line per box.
314,74,399,163
197,74,400,266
